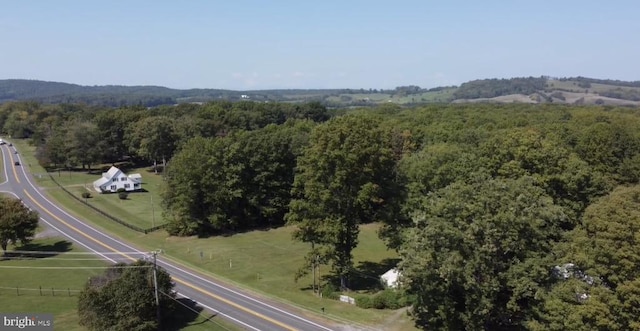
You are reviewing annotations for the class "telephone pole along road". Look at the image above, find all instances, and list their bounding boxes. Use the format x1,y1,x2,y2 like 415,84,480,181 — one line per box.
0,142,345,331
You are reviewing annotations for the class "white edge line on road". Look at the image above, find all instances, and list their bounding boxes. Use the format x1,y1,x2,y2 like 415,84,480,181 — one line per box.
174,292,261,331
0,146,8,186
0,189,261,330
0,190,117,264
15,152,335,331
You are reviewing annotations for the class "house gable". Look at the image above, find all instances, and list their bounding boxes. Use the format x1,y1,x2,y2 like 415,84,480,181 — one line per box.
93,166,142,193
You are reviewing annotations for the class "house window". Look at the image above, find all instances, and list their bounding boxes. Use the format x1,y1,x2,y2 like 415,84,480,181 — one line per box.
121,177,127,181
124,184,130,189
110,185,116,190
112,178,117,182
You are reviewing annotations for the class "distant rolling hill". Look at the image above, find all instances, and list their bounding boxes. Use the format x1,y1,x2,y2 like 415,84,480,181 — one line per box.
1,77,640,107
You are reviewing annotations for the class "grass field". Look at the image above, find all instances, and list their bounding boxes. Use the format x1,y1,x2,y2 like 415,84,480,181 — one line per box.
9,140,166,231
8,139,418,330
547,79,640,94
0,237,237,331
325,88,456,105
0,237,103,331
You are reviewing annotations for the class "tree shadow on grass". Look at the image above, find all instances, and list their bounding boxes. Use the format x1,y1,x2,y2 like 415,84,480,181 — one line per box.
164,298,220,331
2,240,72,260
310,257,401,293
350,258,401,291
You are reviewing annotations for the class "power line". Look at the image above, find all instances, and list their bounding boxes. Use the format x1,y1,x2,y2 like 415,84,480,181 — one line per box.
7,250,151,256
0,256,114,261
0,265,153,270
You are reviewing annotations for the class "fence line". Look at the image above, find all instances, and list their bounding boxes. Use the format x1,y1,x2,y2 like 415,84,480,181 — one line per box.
0,285,81,297
47,173,165,234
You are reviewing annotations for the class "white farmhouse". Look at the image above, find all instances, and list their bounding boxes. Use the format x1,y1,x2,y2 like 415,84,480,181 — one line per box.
93,166,142,193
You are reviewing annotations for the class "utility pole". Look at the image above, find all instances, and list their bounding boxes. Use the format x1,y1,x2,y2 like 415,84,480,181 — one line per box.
151,195,155,227
316,254,321,296
311,244,316,294
152,250,160,329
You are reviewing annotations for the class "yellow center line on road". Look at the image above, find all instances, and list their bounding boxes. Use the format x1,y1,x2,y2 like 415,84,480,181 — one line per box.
8,150,20,184
22,189,298,331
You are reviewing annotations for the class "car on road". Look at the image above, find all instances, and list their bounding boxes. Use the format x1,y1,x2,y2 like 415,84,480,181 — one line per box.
14,161,20,166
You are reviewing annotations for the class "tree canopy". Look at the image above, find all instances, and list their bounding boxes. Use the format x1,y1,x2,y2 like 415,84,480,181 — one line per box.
0,196,39,253
400,177,567,330
286,114,404,288
78,260,176,331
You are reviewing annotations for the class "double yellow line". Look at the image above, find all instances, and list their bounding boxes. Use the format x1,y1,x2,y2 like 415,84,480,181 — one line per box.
7,148,297,331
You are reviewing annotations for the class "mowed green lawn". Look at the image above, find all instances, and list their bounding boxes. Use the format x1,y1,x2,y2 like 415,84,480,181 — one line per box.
10,139,417,330
0,237,105,331
0,237,237,331
10,139,165,231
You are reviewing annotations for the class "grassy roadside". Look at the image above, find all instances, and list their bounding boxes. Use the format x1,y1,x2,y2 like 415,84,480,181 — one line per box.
10,139,418,330
0,237,236,331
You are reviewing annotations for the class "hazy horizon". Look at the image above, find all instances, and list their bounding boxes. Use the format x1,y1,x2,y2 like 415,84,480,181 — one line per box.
2,1,638,90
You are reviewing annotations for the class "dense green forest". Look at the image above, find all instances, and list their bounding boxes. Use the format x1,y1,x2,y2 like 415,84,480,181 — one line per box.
2,100,640,330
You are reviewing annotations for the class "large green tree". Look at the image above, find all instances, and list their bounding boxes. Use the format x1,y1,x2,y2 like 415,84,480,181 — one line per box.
64,120,102,170
78,260,176,331
479,128,610,226
286,114,403,289
127,116,179,173
94,108,144,163
0,196,39,254
532,185,640,330
401,177,567,330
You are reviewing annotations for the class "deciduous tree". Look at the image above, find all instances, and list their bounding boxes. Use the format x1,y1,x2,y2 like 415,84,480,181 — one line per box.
401,177,566,330
127,116,179,173
286,114,403,289
78,260,176,331
0,196,39,254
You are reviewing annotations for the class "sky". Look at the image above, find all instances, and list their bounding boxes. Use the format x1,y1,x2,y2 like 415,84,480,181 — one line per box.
1,1,639,90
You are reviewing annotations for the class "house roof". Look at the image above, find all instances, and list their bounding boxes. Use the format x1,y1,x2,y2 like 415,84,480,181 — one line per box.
93,177,109,187
103,166,121,179
381,268,401,288
95,166,142,185
128,173,142,183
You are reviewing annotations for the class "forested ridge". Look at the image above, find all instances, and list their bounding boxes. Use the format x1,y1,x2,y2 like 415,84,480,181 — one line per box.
1,100,640,330
4,76,640,107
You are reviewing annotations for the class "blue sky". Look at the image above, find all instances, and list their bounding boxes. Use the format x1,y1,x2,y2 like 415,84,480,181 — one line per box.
1,1,638,90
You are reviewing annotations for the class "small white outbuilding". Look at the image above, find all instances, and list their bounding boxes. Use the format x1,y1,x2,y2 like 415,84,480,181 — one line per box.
380,268,401,289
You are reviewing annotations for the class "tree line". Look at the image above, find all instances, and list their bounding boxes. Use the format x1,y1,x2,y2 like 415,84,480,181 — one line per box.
161,102,640,330
2,100,640,330
0,100,331,172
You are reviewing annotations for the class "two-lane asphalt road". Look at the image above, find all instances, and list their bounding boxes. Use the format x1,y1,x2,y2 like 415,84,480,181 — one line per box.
0,142,343,331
